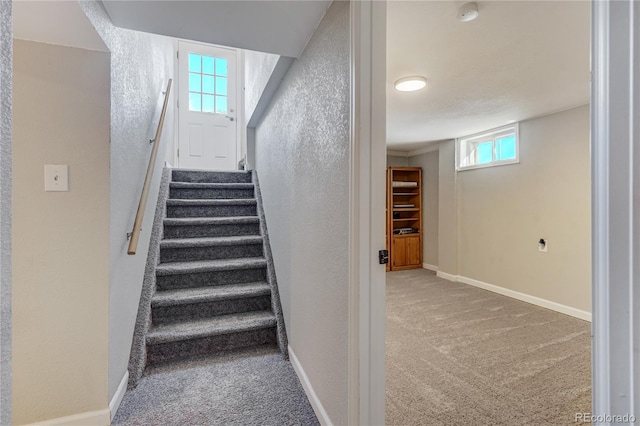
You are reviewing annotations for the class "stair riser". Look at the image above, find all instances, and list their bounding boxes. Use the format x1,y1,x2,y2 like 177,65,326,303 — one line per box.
160,243,263,263
156,268,267,291
146,327,277,365
152,296,272,325
170,187,255,200
172,170,252,184
164,222,260,239
167,204,257,218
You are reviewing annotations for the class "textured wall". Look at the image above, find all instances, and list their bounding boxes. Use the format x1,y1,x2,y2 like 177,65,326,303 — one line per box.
253,1,350,424
12,40,110,424
387,155,408,167
0,2,12,424
244,49,279,125
79,1,176,400
408,151,439,267
456,105,591,312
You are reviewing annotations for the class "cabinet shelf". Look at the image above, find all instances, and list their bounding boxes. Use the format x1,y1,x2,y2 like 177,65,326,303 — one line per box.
387,167,422,271
392,233,420,238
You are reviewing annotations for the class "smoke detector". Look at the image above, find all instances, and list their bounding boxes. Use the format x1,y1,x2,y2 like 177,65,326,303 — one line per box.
457,2,479,22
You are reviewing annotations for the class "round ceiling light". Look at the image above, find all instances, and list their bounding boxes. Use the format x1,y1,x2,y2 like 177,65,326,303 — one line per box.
394,76,427,92
457,2,479,22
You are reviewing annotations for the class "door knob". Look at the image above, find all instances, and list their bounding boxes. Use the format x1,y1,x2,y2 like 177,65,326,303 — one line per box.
225,116,235,122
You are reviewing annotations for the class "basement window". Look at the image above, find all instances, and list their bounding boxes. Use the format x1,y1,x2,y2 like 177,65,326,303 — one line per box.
456,123,519,171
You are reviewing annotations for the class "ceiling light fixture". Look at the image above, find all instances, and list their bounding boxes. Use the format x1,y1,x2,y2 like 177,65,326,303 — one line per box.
457,2,479,22
394,76,427,92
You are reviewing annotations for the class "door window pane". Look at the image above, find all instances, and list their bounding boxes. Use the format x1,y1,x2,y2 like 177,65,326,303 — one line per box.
215,77,227,96
202,75,214,94
189,93,201,111
188,54,201,73
215,58,228,76
189,73,201,92
202,56,215,75
215,96,227,114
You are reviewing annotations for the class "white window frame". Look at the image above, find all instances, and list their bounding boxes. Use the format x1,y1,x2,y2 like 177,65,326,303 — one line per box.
455,123,520,171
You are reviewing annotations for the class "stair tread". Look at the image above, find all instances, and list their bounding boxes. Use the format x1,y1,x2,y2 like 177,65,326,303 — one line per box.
156,257,267,275
173,168,251,174
152,282,271,307
160,235,263,248
147,310,276,345
170,182,254,189
166,198,257,206
164,216,259,226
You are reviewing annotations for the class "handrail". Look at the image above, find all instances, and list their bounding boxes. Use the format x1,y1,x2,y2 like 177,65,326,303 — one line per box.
128,79,173,255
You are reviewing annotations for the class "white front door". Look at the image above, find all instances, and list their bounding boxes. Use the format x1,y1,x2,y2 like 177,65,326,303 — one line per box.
178,41,237,170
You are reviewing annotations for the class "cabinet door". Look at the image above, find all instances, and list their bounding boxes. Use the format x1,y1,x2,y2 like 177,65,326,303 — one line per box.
406,235,421,266
392,237,407,268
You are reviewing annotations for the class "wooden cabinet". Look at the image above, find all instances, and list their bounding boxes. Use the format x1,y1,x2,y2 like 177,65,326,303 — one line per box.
387,167,422,270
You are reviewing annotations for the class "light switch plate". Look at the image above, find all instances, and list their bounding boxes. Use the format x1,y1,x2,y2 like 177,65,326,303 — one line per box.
44,165,69,192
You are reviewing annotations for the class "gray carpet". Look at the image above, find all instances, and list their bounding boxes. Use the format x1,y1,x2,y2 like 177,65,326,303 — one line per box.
114,346,319,426
386,269,591,425
129,169,289,374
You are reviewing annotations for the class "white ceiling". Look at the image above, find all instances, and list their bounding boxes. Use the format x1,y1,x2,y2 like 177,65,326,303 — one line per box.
101,0,331,58
387,1,590,151
13,1,108,52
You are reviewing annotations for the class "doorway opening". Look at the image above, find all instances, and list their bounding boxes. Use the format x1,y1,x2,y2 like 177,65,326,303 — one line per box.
177,40,240,171
384,1,592,424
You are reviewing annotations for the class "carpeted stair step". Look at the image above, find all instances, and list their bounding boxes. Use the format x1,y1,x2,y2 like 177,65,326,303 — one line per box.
146,311,277,365
166,198,257,218
160,236,264,263
170,182,255,200
151,282,272,325
172,169,252,184
163,216,260,239
155,257,267,290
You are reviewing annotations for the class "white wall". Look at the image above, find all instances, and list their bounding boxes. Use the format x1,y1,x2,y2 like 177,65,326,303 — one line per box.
408,151,439,267
438,140,458,275
0,3,12,424
387,155,408,167
438,105,591,313
12,40,110,424
79,1,176,401
253,2,350,423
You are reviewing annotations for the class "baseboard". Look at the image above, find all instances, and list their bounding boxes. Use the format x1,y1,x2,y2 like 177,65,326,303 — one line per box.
436,270,458,282
422,263,438,272
288,346,333,426
27,409,110,426
109,370,129,421
456,275,592,322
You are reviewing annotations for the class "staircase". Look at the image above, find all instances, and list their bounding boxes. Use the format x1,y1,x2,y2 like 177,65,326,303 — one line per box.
139,169,285,369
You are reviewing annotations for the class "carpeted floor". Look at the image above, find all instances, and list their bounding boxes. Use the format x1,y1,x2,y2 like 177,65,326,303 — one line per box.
113,346,319,426
386,269,591,425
